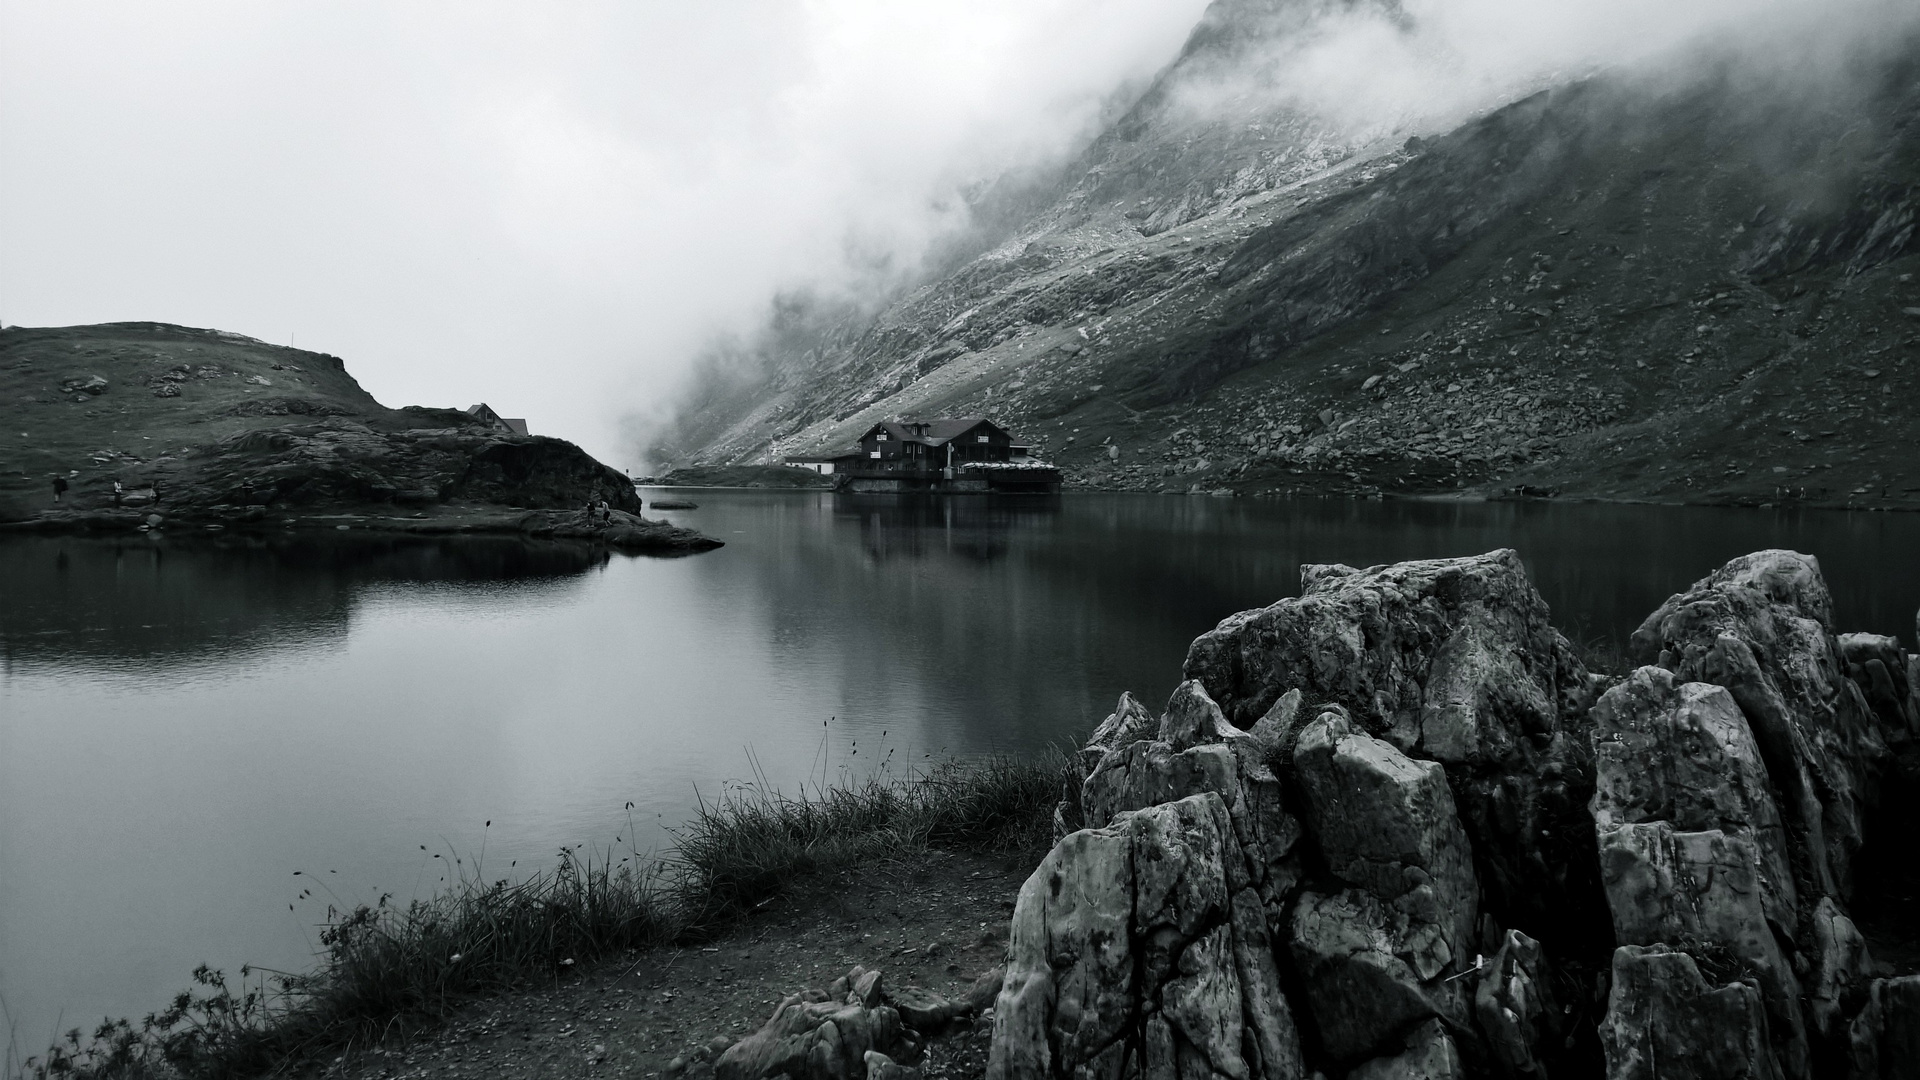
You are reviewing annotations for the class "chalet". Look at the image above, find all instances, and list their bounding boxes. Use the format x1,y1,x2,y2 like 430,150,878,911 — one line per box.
785,416,1057,492
465,403,529,436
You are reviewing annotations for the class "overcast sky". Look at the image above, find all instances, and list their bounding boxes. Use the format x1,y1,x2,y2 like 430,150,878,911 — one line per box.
4,1,1907,468
0,1,1209,465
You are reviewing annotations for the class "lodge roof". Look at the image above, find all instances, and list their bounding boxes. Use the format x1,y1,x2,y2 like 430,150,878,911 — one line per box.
465,403,529,436
865,417,1002,446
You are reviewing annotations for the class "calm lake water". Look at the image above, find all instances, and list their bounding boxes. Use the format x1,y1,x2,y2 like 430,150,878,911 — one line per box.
4,491,1919,1049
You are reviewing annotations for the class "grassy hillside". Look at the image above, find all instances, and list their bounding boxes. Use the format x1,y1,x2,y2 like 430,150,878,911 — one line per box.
1,323,719,552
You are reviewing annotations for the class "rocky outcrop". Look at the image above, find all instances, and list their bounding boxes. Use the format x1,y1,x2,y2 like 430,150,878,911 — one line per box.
1629,551,1888,900
988,548,1910,1080
1288,711,1476,1063
989,791,1305,1080
1598,945,1781,1080
1182,549,1606,944
1589,667,1808,1073
716,964,1005,1080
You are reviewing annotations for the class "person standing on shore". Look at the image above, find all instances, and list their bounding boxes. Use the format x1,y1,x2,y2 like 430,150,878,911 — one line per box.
51,476,68,503
112,479,124,507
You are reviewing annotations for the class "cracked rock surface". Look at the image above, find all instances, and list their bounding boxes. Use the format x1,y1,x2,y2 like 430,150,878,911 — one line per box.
988,548,1919,1080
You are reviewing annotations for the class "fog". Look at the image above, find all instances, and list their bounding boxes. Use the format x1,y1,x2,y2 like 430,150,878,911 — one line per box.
3,1,1912,468
0,1,1208,465
1175,0,1919,139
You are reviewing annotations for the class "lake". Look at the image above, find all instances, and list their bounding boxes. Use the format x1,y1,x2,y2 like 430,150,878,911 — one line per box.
4,491,1918,1050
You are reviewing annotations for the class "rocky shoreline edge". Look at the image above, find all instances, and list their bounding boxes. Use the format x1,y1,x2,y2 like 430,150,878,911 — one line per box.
0,505,723,555
17,548,1917,1080
624,547,1916,1080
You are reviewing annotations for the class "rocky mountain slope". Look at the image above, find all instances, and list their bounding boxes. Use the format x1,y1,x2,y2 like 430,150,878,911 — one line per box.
659,1,1920,511
1,322,718,552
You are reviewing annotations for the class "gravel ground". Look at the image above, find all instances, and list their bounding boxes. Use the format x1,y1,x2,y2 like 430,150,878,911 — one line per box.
294,850,1033,1080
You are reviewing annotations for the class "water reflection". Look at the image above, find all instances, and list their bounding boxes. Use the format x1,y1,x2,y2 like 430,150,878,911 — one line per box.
3,493,1918,1048
835,492,1062,562
0,534,609,673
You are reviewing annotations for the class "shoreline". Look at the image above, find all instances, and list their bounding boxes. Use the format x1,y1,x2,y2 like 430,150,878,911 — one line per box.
0,505,725,554
643,477,1920,515
8,758,1066,1080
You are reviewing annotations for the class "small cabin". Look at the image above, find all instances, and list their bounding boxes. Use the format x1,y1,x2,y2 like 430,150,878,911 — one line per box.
784,416,1054,491
465,403,529,436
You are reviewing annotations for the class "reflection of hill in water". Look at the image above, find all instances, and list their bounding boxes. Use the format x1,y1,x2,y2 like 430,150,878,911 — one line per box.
0,534,607,672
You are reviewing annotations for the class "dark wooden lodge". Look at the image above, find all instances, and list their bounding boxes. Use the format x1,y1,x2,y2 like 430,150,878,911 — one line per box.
787,417,1059,493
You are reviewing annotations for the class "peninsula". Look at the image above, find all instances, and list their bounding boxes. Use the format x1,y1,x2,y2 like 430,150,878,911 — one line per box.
0,322,721,554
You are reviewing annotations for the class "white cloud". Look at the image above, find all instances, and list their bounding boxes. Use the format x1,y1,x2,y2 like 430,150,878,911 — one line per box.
0,0,1208,465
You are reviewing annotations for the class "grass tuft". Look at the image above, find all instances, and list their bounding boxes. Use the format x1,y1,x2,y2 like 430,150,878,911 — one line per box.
8,753,1079,1080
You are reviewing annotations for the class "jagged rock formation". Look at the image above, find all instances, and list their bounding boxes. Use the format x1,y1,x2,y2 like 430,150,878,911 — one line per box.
987,549,1915,1080
663,1,1920,510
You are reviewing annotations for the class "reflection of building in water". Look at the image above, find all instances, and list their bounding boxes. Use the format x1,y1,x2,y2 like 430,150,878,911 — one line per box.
786,417,1060,493
836,491,1061,562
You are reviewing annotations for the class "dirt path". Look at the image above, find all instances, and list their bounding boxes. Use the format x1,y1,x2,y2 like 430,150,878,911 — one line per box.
297,850,1033,1080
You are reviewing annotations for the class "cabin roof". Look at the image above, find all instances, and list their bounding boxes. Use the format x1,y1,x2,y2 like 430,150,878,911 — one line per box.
864,417,1005,446
465,403,529,436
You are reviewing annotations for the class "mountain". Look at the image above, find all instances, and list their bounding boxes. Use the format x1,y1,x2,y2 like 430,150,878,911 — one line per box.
657,1,1920,511
0,322,718,551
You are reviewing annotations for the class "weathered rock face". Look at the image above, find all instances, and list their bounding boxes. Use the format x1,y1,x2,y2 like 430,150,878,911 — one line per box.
989,548,1906,1080
1846,975,1920,1079
1588,667,1808,1072
1182,548,1604,942
988,792,1304,1080
1598,945,1782,1080
1629,550,1888,899
1838,632,1915,743
1288,711,1477,1062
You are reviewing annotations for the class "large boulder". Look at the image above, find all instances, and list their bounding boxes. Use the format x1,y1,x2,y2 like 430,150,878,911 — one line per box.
1594,822,1806,1074
1181,549,1604,939
1589,668,1799,943
1285,710,1477,1064
1182,550,1569,742
987,793,1305,1080
1629,550,1888,898
1598,944,1782,1080
992,549,1899,1080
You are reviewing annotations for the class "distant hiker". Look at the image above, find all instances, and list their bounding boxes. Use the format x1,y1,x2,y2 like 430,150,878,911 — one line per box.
51,476,68,503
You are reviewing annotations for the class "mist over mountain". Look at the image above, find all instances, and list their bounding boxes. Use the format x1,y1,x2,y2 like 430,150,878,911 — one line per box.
654,0,1920,510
